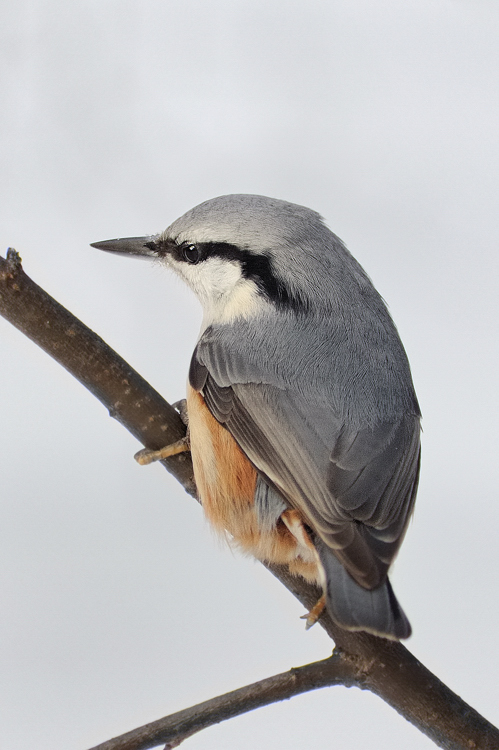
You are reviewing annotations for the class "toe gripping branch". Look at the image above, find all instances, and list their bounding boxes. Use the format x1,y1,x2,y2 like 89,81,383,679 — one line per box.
135,399,190,465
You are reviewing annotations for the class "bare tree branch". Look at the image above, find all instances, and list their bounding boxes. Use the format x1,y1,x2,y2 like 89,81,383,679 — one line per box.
1,249,498,750
87,652,354,750
0,249,195,496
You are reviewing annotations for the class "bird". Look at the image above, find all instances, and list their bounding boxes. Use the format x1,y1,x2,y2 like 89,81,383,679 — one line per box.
91,194,421,640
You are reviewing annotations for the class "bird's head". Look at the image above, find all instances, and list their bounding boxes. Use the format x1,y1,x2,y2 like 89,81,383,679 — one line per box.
91,194,360,327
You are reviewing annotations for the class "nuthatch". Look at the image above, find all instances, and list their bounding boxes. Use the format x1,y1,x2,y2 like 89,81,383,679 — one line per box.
92,194,421,640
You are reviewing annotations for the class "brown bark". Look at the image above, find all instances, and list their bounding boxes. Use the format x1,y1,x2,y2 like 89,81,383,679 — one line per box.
87,653,355,750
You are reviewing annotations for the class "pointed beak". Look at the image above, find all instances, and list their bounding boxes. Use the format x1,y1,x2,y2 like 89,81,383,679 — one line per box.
90,235,160,258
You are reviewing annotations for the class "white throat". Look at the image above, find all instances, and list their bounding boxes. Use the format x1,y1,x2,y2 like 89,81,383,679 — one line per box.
167,255,262,330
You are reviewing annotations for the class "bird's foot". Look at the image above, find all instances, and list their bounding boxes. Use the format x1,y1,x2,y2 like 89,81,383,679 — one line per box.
172,399,189,426
135,399,190,465
300,594,326,630
134,435,190,465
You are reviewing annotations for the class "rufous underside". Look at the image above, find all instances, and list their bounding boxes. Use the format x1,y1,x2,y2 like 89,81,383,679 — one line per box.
187,385,322,583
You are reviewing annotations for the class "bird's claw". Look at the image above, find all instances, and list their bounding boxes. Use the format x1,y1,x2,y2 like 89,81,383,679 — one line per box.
172,399,189,427
300,594,326,630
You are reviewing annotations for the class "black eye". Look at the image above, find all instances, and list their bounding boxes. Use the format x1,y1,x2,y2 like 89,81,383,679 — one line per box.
183,244,200,264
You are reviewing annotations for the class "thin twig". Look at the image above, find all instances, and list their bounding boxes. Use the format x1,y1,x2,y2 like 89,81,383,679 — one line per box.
87,653,354,750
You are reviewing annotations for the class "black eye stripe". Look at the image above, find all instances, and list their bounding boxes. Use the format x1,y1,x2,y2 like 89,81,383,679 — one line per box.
177,241,306,312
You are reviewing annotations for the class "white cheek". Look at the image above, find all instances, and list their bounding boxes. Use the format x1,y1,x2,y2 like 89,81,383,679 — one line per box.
167,257,261,327
200,258,242,298
166,257,237,297
217,278,260,324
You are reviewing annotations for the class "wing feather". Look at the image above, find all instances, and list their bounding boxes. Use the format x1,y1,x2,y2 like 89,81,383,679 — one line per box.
192,318,420,590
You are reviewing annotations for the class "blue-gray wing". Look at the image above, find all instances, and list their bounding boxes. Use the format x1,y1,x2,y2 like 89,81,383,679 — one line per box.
190,320,420,590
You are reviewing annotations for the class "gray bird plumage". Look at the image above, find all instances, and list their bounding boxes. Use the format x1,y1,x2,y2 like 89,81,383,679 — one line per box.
92,194,421,640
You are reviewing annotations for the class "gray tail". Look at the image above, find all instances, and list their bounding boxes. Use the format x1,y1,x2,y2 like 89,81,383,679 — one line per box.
315,539,411,640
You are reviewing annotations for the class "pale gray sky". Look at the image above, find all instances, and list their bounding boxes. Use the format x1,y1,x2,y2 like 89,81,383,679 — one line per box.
1,2,498,748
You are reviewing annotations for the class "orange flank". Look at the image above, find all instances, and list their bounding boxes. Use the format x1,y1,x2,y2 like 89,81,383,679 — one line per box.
186,385,322,584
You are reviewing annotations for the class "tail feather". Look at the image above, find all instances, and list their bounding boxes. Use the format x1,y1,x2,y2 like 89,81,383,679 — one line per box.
315,538,411,640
